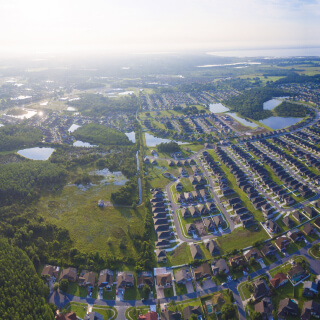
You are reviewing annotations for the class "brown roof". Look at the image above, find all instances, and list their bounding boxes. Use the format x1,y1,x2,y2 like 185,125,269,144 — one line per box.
275,236,291,250
59,268,77,282
193,263,211,279
138,312,158,320
156,273,172,286
98,269,113,287
41,265,59,278
79,271,96,286
270,273,287,288
117,272,134,289
56,312,77,320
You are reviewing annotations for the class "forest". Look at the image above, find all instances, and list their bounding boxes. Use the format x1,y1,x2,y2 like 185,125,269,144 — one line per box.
0,161,67,206
67,93,139,115
0,125,43,151
157,141,181,153
111,178,139,205
0,240,55,319
73,123,132,146
223,87,290,120
274,101,308,117
273,73,320,85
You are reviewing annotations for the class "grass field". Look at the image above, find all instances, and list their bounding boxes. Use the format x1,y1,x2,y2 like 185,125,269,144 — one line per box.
169,242,193,266
37,182,146,265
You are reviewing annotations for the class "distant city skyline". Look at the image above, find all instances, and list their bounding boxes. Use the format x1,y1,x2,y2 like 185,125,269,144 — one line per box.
1,0,319,56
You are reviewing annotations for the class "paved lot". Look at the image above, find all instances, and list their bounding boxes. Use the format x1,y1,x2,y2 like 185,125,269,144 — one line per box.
186,281,194,294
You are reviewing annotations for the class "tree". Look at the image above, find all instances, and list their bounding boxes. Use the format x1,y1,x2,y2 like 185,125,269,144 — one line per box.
59,279,69,292
142,284,151,299
221,303,236,320
190,314,198,320
247,275,251,281
251,311,263,320
53,283,59,291
249,257,256,266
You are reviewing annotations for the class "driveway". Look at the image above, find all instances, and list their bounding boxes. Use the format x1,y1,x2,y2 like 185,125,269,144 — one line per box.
156,287,165,299
202,279,216,290
186,281,194,294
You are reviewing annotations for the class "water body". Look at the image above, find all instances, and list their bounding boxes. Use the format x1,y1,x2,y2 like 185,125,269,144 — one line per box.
197,62,261,68
259,117,303,130
263,99,282,110
227,113,258,128
0,124,3,127
5,108,37,119
125,131,136,143
209,103,230,113
207,47,320,57
73,141,97,148
118,91,134,96
89,168,128,186
68,124,81,133
67,107,76,111
17,147,55,160
145,133,187,147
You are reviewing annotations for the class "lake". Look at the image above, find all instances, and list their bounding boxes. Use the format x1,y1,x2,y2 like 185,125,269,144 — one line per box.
67,107,76,111
227,113,258,128
145,133,187,147
263,99,282,110
125,131,136,143
259,117,303,130
118,91,134,96
17,147,55,160
209,103,230,113
5,108,37,119
68,124,81,133
89,168,128,186
73,141,97,148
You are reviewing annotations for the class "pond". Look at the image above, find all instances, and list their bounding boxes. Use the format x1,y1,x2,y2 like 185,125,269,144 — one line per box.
118,91,134,96
145,133,187,147
17,147,55,160
259,117,303,130
227,113,258,128
89,168,128,186
73,141,97,148
209,103,230,113
125,131,136,143
68,124,81,133
5,108,37,119
67,107,76,111
263,99,282,110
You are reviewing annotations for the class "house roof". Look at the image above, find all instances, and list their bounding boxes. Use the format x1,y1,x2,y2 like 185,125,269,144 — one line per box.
59,268,77,282
301,301,320,320
41,265,58,278
79,271,96,286
98,269,113,287
270,273,287,288
138,312,158,320
303,223,315,235
182,306,202,320
254,298,273,315
56,312,77,320
193,263,211,278
174,267,192,283
117,271,134,288
156,273,172,286
190,244,203,260
278,298,298,316
252,279,269,300
160,310,181,320
287,264,305,278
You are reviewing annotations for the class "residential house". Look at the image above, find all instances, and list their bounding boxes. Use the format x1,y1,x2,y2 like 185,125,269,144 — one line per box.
156,249,167,263
156,273,172,288
182,306,202,320
252,279,270,301
138,312,158,320
98,269,113,289
277,299,298,319
84,312,103,320
181,208,191,219
283,216,295,228
275,236,291,252
212,259,229,276
315,217,320,229
56,312,78,320
254,298,273,320
303,281,319,297
157,231,172,240
175,182,183,192
189,207,201,218
206,239,220,256
190,243,203,260
116,272,134,291
304,206,317,218
193,263,211,280
186,223,197,235
303,223,316,236
287,264,307,282
160,310,181,320
292,211,305,223
79,271,96,287
59,268,78,283
203,218,215,232
287,229,305,242
244,248,262,262
174,267,193,285
229,255,247,268
137,271,153,289
261,243,277,257
266,220,281,233
41,265,59,279
301,301,320,320
270,273,288,289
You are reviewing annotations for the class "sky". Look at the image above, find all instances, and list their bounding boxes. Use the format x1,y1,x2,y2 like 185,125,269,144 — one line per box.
0,0,320,56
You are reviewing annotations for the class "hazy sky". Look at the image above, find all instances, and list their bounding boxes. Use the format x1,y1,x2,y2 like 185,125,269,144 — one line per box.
1,0,319,55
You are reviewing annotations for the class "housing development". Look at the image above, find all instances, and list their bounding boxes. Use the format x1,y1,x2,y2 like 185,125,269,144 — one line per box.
1,54,320,320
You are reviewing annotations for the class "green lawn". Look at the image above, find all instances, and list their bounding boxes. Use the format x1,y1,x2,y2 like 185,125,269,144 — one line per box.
269,256,308,278
66,282,88,298
238,281,253,300
36,182,147,267
62,302,88,318
175,283,188,295
125,306,150,320
180,177,195,192
169,242,193,266
164,287,174,298
103,286,116,300
92,307,117,320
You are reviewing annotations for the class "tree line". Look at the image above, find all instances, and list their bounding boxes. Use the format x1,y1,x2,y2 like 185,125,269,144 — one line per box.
274,101,308,117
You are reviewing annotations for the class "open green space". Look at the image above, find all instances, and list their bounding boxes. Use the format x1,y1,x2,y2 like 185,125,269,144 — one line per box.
169,242,193,266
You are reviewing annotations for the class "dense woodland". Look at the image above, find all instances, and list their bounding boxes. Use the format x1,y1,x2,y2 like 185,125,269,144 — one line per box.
73,123,132,146
0,125,42,151
273,73,320,85
111,178,139,205
157,141,181,153
274,101,308,117
223,87,290,120
0,240,55,320
68,93,139,115
0,161,67,206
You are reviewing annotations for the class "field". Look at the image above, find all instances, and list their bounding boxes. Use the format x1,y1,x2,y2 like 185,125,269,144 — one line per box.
36,181,146,263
